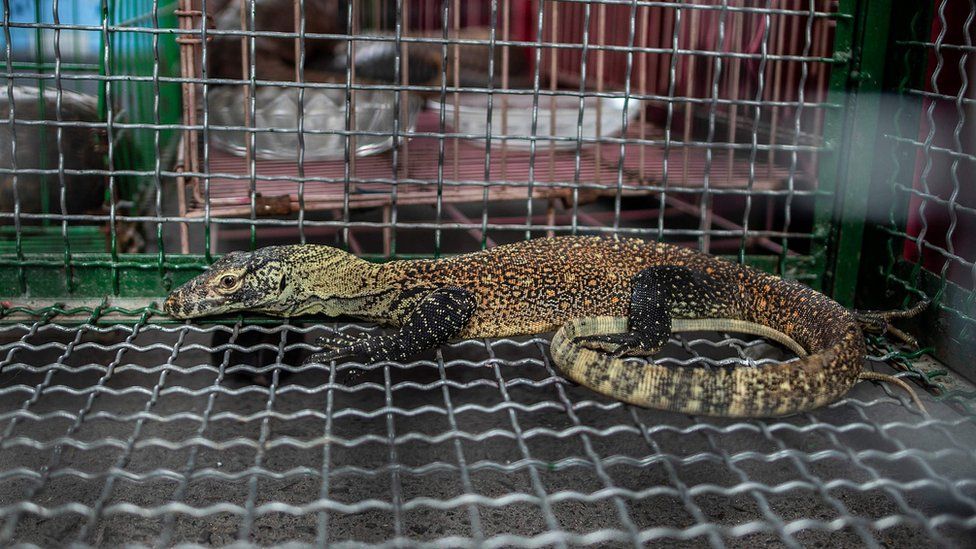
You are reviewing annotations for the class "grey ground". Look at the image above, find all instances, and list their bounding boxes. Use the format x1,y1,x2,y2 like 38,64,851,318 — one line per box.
1,319,975,548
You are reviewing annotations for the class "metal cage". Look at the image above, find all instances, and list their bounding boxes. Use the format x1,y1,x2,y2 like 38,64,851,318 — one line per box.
1,0,975,546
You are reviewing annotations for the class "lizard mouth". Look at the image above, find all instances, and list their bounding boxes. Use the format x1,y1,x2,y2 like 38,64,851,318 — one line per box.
163,295,226,319
163,280,239,318
163,283,215,318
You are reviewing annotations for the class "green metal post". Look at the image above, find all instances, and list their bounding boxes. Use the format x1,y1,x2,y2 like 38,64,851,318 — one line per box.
856,0,934,309
816,0,896,306
809,1,856,293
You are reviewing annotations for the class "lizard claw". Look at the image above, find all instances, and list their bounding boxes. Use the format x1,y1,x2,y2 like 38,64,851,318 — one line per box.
304,348,357,365
305,330,364,364
304,350,339,365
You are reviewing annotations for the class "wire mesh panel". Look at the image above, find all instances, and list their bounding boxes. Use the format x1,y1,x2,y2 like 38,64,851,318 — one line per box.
1,320,974,546
1,0,976,546
167,0,843,276
0,0,850,284
859,0,976,383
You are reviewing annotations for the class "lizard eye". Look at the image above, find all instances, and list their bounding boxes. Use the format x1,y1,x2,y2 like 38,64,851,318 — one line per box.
218,274,238,290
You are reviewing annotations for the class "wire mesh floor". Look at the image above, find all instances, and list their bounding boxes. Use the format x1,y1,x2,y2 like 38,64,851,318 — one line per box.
1,319,975,547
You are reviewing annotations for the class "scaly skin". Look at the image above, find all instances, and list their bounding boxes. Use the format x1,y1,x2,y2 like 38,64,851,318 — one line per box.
164,236,866,417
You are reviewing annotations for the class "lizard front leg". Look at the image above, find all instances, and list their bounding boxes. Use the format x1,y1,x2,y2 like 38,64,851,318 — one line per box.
574,266,722,357
304,287,476,364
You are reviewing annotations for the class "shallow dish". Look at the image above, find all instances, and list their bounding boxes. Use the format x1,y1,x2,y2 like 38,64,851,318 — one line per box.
208,86,422,161
428,93,641,150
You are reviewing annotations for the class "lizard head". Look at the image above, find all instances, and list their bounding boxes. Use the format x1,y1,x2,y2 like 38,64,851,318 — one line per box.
163,248,296,319
164,245,367,319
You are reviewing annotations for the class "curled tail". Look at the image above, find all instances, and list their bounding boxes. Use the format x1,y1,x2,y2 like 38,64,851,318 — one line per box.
550,267,866,418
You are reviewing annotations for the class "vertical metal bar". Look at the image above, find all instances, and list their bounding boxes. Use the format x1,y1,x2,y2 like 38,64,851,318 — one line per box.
32,0,49,226
594,1,605,190
779,0,815,278
680,7,700,188
524,0,545,241
434,0,449,256
451,0,460,185
724,4,741,189
152,0,165,277
383,361,404,537
766,5,786,183
400,0,410,173
500,0,509,185
2,0,26,293
818,0,893,302
342,0,357,249
571,0,592,235
176,0,194,253
612,0,638,232
657,4,682,241
54,0,73,291
699,0,729,253
314,351,338,546
636,3,648,186
244,0,257,250
295,0,307,244
547,0,558,193
481,0,498,249
739,1,772,264
810,3,832,148
101,0,117,292
201,0,213,261
390,0,404,256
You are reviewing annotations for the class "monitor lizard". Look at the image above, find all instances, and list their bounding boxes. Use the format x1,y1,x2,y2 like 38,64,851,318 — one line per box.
163,236,925,417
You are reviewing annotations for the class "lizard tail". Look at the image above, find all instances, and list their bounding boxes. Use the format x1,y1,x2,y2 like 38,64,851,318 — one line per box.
549,273,867,418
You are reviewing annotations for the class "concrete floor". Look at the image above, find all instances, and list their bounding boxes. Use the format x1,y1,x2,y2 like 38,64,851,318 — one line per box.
1,321,975,547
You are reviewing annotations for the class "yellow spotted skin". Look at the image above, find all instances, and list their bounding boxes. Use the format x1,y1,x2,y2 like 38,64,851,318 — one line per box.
164,236,865,418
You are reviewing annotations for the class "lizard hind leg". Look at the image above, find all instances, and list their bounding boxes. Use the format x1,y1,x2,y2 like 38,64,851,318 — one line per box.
855,299,929,347
574,266,719,358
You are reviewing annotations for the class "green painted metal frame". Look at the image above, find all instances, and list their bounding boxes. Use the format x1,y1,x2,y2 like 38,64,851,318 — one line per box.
0,0,183,296
815,0,897,306
855,0,934,311
851,0,976,383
